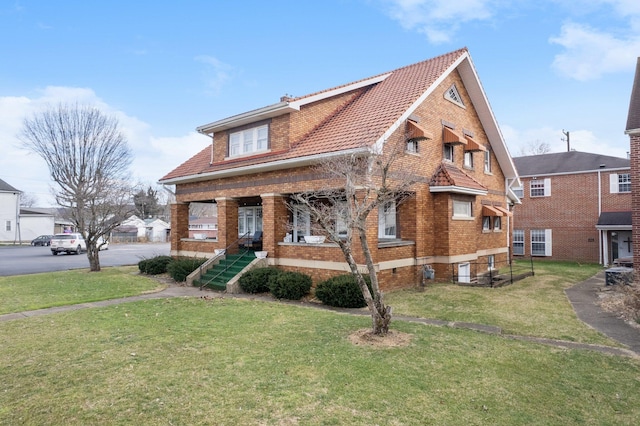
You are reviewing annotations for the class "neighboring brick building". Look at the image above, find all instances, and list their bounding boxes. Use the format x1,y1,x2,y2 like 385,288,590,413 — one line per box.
626,57,640,277
512,151,631,265
159,48,521,289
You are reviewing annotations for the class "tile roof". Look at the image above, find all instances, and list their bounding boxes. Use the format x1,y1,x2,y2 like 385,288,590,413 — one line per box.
161,48,469,182
429,162,487,192
513,151,629,176
627,57,640,132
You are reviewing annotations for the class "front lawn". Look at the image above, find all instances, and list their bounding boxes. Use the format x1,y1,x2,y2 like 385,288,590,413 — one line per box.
1,297,639,425
387,261,609,344
0,266,163,315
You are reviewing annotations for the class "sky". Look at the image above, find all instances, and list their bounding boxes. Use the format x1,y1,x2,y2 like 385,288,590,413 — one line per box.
1,0,639,206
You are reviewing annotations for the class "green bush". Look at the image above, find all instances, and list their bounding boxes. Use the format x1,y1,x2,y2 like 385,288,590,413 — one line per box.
315,274,372,308
238,267,282,294
166,257,207,282
138,255,173,275
269,271,312,300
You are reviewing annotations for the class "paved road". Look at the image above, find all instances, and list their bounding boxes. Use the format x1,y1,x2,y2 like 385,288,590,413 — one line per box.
0,243,170,276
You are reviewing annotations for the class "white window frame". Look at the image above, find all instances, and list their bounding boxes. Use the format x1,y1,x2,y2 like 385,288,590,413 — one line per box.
5,220,11,232
487,254,495,270
378,201,397,239
493,216,501,231
482,216,491,231
463,151,473,168
531,229,552,256
293,206,310,242
513,230,525,255
335,203,349,238
238,206,263,238
444,143,454,162
452,200,472,218
530,178,551,197
483,150,491,173
610,173,631,193
228,124,268,158
406,139,419,154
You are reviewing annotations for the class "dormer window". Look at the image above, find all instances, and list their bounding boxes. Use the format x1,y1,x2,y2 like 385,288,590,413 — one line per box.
445,84,465,108
228,124,269,158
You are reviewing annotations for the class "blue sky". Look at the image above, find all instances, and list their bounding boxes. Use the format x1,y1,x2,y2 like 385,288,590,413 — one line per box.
1,0,639,206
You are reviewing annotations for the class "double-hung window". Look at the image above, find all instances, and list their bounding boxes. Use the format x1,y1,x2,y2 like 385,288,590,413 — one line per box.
531,229,552,256
444,144,454,162
293,206,311,242
463,151,473,168
530,178,551,197
228,124,268,157
378,201,397,239
5,220,11,232
610,173,631,193
513,230,524,255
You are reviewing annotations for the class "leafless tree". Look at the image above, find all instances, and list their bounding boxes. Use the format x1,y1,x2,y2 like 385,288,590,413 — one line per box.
19,192,38,208
19,103,134,271
518,139,551,156
289,139,421,335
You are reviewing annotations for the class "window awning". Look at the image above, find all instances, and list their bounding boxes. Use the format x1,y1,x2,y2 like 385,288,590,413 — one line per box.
493,206,513,216
443,126,466,145
464,136,487,152
407,120,433,140
482,205,504,217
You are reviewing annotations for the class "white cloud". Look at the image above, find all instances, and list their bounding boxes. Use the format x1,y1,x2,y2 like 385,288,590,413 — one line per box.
549,22,640,80
195,55,234,94
0,87,208,206
383,0,494,43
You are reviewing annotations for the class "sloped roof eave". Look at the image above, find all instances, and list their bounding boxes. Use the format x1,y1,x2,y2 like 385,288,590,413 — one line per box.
429,186,488,196
158,147,370,185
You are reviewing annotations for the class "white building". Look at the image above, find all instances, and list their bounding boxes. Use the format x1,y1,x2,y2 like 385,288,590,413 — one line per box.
0,178,21,243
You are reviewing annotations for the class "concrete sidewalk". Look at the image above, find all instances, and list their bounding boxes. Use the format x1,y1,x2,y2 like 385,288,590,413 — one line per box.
565,271,640,354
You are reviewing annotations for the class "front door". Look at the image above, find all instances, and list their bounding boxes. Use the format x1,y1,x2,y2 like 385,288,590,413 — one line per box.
616,231,633,259
238,206,263,237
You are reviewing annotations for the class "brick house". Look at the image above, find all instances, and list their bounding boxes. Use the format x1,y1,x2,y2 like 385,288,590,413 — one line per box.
627,57,640,277
512,151,631,265
159,48,521,290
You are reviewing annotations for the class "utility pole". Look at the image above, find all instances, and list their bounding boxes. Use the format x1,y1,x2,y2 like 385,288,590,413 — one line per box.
562,129,570,152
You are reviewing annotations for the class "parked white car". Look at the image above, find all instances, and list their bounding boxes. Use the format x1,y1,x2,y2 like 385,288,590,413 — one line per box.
97,236,109,251
50,233,86,255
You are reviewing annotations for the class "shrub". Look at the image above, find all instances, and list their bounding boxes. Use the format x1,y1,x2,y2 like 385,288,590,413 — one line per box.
239,267,282,294
315,274,372,308
138,255,173,275
166,257,207,282
269,271,312,300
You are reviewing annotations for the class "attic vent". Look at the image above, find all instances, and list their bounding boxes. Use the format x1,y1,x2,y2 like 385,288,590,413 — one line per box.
445,84,465,108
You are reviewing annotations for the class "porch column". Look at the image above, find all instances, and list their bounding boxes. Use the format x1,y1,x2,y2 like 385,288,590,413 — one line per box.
215,197,239,249
171,203,189,252
261,193,287,257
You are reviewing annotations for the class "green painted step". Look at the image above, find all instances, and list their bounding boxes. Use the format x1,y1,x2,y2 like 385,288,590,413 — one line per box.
198,252,256,291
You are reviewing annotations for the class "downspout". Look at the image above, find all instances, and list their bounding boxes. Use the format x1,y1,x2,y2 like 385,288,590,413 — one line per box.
504,178,511,257
598,170,603,265
198,130,215,165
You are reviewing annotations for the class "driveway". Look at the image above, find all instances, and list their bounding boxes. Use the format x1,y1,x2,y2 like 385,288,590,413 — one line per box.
0,243,170,276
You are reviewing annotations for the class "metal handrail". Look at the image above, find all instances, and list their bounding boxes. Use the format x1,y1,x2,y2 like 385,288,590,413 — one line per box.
198,232,253,290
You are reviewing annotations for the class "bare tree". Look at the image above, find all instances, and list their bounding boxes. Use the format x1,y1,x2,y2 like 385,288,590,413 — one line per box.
518,139,550,156
289,139,421,335
19,103,134,272
19,192,38,208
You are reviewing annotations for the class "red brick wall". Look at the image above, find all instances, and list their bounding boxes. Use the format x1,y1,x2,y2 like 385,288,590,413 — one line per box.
514,170,631,263
172,69,512,288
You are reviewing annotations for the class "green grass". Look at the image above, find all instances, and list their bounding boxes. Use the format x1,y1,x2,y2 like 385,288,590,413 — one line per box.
0,266,163,315
1,297,639,425
387,260,610,344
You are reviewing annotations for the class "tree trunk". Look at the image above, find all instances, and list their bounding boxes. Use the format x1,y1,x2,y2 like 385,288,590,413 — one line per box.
86,245,101,272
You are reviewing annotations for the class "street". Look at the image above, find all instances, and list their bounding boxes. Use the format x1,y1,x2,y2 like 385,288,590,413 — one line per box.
0,243,170,276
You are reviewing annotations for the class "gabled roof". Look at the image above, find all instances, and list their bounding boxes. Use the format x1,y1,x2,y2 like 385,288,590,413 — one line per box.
0,178,21,193
429,162,487,195
513,151,629,177
626,57,640,133
160,48,518,184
